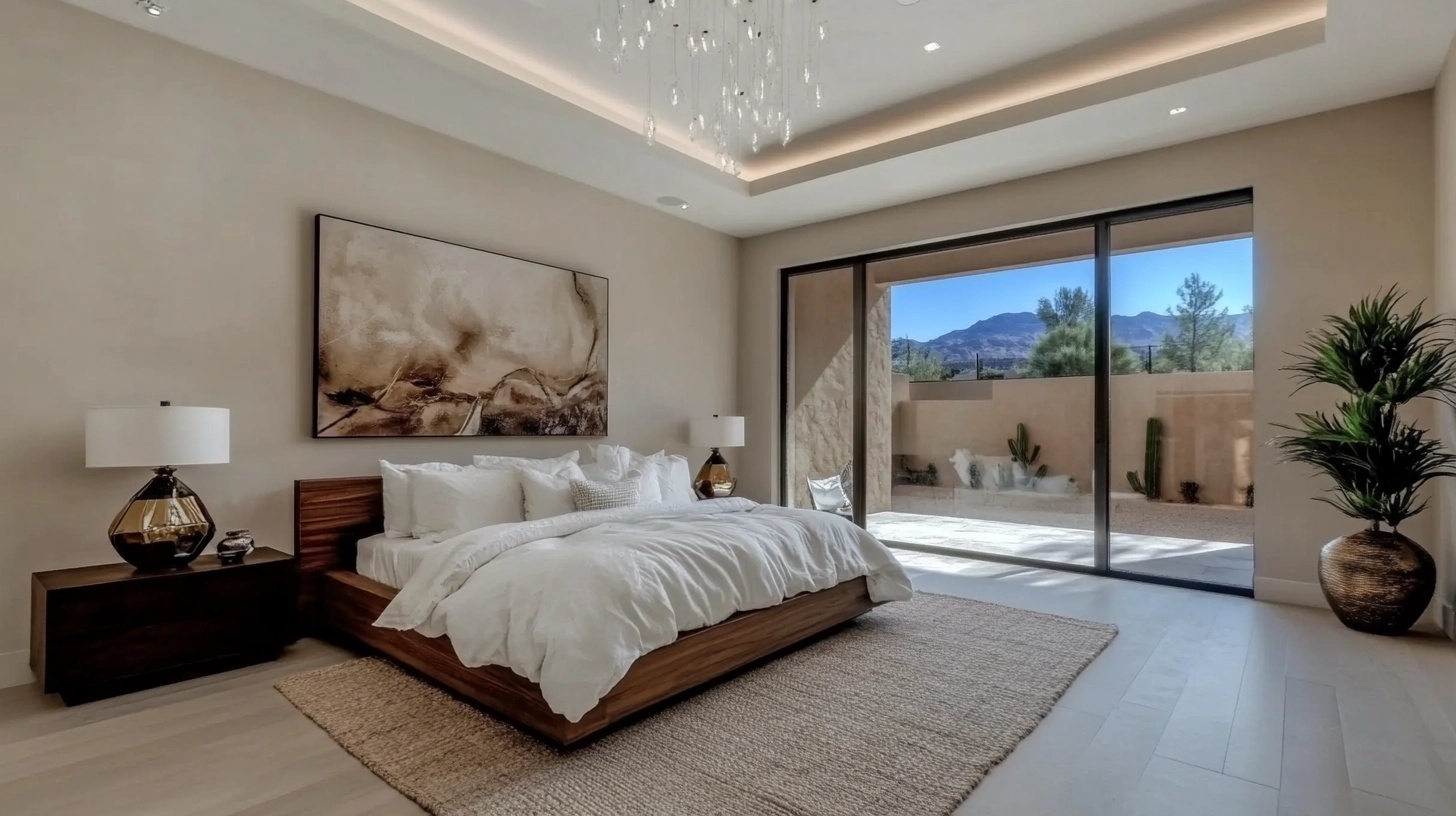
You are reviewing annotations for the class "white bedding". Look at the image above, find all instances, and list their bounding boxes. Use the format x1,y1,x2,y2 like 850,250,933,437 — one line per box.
375,498,913,722
356,533,436,589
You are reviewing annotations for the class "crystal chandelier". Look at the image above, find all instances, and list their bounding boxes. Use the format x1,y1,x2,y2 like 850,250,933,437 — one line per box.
591,0,829,176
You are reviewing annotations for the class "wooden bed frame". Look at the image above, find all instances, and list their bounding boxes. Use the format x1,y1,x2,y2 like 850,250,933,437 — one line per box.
294,476,879,747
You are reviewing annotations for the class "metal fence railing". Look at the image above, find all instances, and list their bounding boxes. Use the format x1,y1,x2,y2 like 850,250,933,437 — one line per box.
922,345,1165,382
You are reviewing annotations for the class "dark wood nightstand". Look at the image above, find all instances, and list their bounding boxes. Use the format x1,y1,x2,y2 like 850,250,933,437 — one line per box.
31,547,297,704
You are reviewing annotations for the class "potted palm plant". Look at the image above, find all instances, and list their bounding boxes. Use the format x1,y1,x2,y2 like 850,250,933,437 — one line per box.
1274,289,1456,635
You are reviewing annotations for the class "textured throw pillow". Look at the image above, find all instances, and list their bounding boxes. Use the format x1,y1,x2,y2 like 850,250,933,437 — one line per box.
471,451,581,473
410,467,525,542
518,464,586,520
575,464,663,503
570,477,642,512
380,461,465,538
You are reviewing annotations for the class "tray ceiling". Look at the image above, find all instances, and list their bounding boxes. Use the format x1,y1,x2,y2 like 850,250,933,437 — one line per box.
56,0,1456,236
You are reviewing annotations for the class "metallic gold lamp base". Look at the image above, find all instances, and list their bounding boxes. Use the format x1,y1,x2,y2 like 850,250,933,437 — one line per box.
107,466,216,571
694,448,737,499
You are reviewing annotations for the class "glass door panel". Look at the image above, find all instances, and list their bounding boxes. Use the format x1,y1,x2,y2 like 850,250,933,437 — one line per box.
869,229,1098,568
1108,205,1255,589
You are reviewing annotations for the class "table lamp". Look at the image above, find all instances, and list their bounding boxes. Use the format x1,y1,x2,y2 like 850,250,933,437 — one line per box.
85,402,230,570
690,415,745,499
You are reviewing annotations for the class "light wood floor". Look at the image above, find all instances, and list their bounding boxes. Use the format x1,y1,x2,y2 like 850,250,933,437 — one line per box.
1,552,1452,816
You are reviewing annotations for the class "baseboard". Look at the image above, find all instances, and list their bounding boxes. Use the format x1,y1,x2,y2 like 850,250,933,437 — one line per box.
0,649,34,690
1254,578,1445,629
1253,577,1328,609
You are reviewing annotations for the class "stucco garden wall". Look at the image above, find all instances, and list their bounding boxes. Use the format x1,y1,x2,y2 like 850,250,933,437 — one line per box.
895,370,1254,506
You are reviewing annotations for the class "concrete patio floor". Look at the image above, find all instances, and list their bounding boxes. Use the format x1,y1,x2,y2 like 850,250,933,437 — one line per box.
868,511,1254,588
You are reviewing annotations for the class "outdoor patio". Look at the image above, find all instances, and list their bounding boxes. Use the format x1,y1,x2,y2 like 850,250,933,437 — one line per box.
870,486,1254,588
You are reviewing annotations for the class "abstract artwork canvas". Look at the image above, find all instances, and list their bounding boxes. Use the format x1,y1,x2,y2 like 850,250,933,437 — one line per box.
313,216,608,437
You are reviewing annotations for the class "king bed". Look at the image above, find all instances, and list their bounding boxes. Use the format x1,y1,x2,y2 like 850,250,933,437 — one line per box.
294,476,911,747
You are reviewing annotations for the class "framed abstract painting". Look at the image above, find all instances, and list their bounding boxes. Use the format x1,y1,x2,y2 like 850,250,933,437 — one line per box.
313,215,608,437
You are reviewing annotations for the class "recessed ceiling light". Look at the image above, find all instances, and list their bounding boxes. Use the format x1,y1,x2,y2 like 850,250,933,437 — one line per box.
923,42,942,53
136,0,166,16
656,196,690,210
1169,106,1189,116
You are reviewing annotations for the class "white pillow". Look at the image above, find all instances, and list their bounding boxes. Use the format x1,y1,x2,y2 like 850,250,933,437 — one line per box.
571,477,642,512
579,461,613,482
518,464,587,520
472,452,580,473
627,467,664,504
807,476,849,512
655,455,695,504
591,445,694,505
379,461,465,538
586,444,633,477
410,467,525,542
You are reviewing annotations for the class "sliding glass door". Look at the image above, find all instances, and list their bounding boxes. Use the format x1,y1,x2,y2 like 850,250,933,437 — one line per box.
779,191,1256,595
866,229,1098,570
1109,205,1255,588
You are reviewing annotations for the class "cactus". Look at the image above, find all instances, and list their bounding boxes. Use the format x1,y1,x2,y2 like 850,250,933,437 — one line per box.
1126,417,1163,499
1007,423,1048,487
1127,471,1147,495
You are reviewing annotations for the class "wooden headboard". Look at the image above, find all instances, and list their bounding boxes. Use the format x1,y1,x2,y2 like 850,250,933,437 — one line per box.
294,476,384,625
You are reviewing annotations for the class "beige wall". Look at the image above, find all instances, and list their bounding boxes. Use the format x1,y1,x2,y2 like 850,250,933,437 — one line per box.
1436,35,1456,634
0,0,738,671
741,93,1436,594
897,371,1254,506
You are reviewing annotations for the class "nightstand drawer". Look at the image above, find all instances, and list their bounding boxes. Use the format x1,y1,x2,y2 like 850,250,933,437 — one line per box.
32,549,296,703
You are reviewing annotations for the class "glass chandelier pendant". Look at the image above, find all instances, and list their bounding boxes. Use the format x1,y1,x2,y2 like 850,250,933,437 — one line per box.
593,0,829,175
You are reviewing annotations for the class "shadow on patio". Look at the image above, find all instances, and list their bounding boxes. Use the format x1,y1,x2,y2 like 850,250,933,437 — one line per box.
868,509,1253,589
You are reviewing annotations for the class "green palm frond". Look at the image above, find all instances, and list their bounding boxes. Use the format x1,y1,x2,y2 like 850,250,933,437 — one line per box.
1274,287,1456,530
1284,289,1456,408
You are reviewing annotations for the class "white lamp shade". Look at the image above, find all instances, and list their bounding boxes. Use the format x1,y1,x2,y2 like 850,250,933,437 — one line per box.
690,415,745,448
86,406,230,468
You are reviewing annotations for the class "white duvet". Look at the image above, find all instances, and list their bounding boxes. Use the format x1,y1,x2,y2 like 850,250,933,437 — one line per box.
375,498,913,722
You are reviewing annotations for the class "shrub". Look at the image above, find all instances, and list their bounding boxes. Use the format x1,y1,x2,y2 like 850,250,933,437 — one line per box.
1179,481,1202,504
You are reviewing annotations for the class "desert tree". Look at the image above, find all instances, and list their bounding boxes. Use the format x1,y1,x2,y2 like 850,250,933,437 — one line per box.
1157,273,1236,372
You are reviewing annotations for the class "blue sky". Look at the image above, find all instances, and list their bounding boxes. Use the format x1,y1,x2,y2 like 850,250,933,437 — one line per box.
889,238,1254,342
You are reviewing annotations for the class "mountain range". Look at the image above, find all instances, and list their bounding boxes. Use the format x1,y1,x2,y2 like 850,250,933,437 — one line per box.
905,311,1254,361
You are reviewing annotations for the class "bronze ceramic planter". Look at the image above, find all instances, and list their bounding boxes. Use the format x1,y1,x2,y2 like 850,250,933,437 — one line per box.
1318,528,1435,636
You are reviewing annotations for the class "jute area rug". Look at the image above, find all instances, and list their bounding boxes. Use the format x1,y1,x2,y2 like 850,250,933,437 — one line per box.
276,592,1116,816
